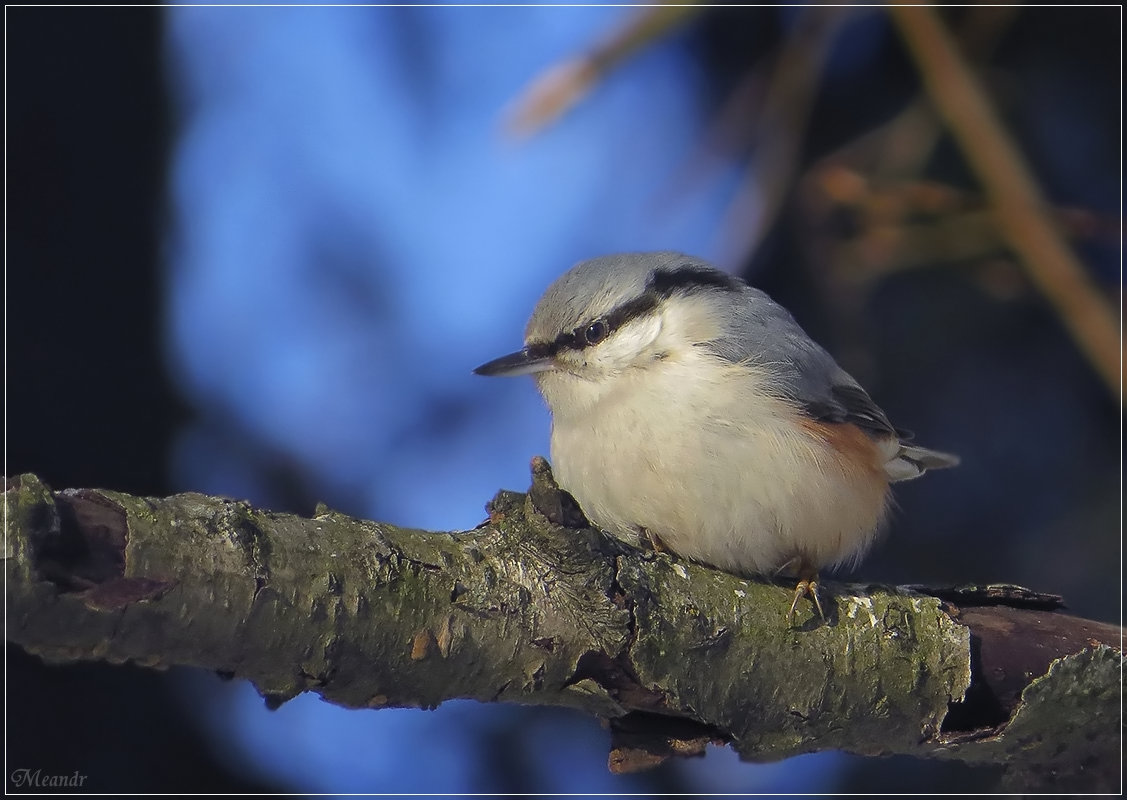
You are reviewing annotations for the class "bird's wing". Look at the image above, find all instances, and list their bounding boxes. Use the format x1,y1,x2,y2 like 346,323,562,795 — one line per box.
707,287,899,438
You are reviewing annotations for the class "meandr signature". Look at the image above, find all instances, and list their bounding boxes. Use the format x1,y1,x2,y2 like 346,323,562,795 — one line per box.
10,768,88,789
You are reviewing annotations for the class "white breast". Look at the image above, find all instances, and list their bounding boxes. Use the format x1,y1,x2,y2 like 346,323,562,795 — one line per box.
543,354,889,576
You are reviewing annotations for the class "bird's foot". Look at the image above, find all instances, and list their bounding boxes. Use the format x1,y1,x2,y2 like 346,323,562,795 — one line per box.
786,574,825,626
641,527,670,554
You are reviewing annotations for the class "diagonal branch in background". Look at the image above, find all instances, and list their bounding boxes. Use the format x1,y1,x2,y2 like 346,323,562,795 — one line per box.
889,6,1122,404
4,464,1121,791
504,4,703,137
716,6,850,268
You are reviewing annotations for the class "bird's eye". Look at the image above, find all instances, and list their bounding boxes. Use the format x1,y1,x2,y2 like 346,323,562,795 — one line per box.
583,320,609,345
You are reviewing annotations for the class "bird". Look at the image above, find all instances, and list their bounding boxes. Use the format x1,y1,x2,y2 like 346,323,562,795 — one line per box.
474,252,958,623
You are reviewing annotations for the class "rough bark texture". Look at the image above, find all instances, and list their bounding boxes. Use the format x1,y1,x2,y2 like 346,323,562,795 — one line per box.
4,464,1122,792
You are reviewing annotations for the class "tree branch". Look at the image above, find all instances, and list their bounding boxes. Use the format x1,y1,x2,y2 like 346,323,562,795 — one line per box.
889,5,1122,403
4,465,1121,791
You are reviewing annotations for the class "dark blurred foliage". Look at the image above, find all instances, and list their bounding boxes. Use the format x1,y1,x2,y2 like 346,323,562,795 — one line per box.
706,7,1120,619
7,7,280,795
7,5,1119,794
687,7,1119,790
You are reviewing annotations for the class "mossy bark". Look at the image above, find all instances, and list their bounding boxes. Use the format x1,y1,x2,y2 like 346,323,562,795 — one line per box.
4,465,1121,791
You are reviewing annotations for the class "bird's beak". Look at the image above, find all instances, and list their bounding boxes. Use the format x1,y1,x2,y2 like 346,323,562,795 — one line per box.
473,347,556,377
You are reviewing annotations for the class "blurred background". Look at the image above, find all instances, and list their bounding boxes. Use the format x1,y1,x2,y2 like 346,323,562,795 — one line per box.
7,5,1120,794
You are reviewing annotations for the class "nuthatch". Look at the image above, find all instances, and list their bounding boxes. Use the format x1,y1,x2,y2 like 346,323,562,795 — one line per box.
475,252,958,622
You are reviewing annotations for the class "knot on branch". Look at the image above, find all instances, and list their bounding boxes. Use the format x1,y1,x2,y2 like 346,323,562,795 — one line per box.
526,455,589,528
14,475,175,610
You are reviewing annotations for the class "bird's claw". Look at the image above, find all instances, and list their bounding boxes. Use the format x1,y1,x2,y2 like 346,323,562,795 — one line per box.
786,577,825,626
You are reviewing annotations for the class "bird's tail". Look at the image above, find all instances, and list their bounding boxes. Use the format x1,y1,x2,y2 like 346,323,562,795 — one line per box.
885,444,960,482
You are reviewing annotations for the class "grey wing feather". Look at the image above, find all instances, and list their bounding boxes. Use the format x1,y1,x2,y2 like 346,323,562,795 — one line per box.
708,284,961,480
708,287,897,436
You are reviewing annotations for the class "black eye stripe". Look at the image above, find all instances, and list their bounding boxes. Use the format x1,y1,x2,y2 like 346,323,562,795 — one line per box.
525,340,558,360
529,263,742,357
648,265,742,296
534,293,657,356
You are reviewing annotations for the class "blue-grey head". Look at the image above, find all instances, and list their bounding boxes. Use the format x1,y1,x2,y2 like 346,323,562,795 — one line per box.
474,252,754,383
475,250,958,479
477,251,900,436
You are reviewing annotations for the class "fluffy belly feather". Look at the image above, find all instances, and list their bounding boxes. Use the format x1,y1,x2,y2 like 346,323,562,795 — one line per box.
549,368,890,577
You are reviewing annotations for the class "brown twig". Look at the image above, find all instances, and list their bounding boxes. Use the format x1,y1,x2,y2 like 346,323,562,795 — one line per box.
888,6,1121,402
875,5,1020,178
505,4,703,137
718,6,850,266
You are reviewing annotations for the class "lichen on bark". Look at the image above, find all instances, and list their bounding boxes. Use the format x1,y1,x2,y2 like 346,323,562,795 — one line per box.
618,554,972,760
4,467,1121,791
